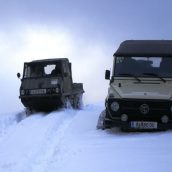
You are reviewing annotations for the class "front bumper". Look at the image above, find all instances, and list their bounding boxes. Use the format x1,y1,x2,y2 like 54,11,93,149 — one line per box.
20,94,62,111
105,98,172,130
103,117,172,130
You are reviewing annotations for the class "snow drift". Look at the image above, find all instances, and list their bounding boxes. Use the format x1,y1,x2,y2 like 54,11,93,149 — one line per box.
0,103,172,172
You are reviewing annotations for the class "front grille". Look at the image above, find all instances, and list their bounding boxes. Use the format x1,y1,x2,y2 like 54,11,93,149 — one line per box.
122,100,169,110
108,99,172,120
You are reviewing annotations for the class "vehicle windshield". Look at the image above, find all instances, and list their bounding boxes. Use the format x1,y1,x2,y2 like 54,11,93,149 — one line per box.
23,62,62,78
114,57,172,78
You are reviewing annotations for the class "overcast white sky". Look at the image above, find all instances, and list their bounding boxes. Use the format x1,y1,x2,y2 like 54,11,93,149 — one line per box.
1,0,172,113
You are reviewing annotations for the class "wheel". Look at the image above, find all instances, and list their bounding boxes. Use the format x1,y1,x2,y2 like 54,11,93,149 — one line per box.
73,94,83,109
25,107,33,115
63,97,72,109
97,110,106,129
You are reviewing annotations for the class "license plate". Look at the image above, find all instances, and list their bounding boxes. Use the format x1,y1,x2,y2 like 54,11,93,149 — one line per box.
30,89,46,95
131,121,158,129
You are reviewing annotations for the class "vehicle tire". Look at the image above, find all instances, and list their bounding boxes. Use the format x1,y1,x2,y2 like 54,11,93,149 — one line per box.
25,107,33,116
63,97,72,109
97,109,106,129
73,94,83,109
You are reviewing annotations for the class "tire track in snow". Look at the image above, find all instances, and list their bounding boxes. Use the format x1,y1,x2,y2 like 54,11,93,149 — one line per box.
0,109,77,172
0,104,103,172
45,104,104,172
26,109,77,172
0,112,45,172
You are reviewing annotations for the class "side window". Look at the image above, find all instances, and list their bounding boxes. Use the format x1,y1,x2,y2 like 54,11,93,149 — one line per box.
24,65,31,78
116,57,125,64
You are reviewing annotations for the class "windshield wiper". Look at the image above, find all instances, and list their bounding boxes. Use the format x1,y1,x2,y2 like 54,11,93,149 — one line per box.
143,73,166,83
118,73,141,82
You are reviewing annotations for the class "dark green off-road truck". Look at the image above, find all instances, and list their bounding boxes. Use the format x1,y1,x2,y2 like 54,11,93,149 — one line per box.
17,58,84,112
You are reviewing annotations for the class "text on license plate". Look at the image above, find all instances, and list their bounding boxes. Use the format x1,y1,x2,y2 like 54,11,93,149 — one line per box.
131,121,158,129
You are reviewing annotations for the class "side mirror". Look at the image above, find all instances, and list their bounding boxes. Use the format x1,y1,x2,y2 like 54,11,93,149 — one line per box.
17,73,21,78
105,70,110,80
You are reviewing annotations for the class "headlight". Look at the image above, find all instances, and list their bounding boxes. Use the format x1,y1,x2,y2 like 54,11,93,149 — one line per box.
161,115,169,123
21,90,25,95
51,79,58,85
110,101,119,111
121,114,128,122
55,87,59,93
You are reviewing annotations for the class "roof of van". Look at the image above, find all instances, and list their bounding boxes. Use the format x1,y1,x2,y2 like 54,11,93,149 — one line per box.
114,40,172,57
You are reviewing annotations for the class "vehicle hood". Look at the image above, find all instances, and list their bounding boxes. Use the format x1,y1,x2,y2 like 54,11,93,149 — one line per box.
111,81,172,100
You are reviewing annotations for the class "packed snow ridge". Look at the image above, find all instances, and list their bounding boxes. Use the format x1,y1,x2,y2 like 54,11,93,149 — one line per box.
0,103,172,172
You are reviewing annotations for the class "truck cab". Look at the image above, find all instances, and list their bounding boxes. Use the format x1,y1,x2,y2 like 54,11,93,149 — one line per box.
100,40,172,130
18,58,84,112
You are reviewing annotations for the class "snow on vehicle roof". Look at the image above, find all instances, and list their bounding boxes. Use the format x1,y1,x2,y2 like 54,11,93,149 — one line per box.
114,40,172,57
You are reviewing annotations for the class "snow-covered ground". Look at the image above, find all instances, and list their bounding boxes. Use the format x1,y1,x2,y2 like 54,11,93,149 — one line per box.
0,103,172,172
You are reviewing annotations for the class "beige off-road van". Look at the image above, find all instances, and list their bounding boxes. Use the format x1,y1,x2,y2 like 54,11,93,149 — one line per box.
98,40,172,130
